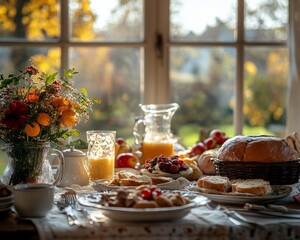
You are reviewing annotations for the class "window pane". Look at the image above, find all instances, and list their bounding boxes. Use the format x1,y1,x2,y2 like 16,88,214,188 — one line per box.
0,0,60,40
170,47,235,146
69,47,142,140
170,0,237,42
245,0,288,42
244,47,288,136
69,0,144,42
0,47,60,74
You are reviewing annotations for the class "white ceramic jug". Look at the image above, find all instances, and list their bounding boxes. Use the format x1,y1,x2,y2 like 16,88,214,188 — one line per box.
58,147,90,187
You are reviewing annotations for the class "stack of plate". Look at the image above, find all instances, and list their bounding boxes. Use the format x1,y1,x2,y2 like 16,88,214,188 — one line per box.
0,194,13,217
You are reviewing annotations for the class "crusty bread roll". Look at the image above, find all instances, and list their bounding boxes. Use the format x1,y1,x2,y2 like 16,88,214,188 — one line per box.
197,149,217,175
197,176,231,192
217,135,298,162
231,179,272,196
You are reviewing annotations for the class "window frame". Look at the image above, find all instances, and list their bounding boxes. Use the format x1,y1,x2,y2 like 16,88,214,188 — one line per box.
155,0,288,135
0,0,288,136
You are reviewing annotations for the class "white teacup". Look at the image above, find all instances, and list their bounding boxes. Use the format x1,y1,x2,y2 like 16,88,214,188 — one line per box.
12,183,54,218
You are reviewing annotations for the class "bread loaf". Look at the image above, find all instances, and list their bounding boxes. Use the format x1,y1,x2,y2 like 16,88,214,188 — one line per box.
231,179,273,196
217,135,298,162
197,176,231,192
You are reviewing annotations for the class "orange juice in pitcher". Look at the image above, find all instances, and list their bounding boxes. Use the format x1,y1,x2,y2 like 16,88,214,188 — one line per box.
133,103,179,165
140,142,174,165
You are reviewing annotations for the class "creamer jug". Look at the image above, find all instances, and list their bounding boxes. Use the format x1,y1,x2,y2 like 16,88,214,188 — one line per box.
58,147,89,187
133,103,179,165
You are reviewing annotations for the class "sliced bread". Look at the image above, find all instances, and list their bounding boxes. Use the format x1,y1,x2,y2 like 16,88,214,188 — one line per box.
197,176,231,192
231,179,273,195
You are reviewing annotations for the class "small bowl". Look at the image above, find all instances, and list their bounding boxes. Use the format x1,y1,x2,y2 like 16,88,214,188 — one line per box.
12,183,54,218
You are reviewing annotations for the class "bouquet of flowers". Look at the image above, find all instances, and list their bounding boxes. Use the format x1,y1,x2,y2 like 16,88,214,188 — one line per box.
0,59,99,144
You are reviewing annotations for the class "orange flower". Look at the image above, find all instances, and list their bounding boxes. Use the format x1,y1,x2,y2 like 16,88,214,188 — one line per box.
37,112,50,126
26,89,39,102
18,88,25,95
60,109,76,127
52,97,70,112
24,122,41,137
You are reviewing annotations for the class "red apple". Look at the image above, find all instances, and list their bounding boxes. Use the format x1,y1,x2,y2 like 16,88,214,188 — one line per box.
209,129,225,144
116,137,127,145
116,153,138,168
203,137,217,150
189,142,206,157
218,136,229,145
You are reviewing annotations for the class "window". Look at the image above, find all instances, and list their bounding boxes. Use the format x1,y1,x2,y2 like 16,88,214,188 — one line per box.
0,0,289,149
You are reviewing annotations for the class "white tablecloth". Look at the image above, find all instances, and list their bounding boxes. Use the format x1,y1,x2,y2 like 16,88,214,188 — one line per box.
28,183,300,240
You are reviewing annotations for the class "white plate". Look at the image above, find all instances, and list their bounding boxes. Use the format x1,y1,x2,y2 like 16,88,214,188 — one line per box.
0,200,13,209
0,195,13,203
187,185,292,205
140,168,191,179
93,177,191,192
78,193,209,222
0,205,12,213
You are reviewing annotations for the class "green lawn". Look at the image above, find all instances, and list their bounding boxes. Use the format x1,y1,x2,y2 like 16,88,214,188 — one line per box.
177,124,273,147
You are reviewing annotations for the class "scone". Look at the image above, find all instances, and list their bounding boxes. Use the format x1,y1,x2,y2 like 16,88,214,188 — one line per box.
197,176,231,192
231,179,273,196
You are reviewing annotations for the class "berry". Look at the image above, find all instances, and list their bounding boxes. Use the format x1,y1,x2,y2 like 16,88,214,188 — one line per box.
169,164,179,173
141,189,152,200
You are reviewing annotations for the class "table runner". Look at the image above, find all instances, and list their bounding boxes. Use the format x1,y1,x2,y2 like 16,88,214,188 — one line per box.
28,182,300,240
29,205,300,240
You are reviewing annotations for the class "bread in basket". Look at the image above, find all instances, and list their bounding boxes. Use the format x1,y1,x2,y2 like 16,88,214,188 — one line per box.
213,135,300,184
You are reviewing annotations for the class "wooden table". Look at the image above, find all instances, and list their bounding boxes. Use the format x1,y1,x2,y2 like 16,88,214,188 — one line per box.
0,212,38,240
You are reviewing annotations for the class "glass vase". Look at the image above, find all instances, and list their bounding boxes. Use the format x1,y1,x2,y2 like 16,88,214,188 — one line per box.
1,142,60,185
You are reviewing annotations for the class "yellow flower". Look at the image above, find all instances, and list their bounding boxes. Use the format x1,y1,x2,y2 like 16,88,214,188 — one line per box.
24,122,41,137
37,112,50,126
61,109,76,127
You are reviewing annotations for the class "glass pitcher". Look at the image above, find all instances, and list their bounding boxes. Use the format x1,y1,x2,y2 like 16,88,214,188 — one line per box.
133,103,179,165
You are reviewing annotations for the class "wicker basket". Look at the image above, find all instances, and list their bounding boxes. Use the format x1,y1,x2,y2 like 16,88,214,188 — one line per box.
213,158,300,185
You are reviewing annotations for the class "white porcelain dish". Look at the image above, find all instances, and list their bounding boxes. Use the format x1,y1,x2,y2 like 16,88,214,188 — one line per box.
12,183,54,218
0,200,13,209
0,195,13,203
78,193,209,222
0,205,12,213
140,168,191,179
186,185,292,205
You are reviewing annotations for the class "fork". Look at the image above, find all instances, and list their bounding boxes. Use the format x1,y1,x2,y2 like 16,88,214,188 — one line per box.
56,197,83,227
65,192,98,226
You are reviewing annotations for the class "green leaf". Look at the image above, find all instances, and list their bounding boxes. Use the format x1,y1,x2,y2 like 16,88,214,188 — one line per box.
64,68,78,79
46,72,58,84
92,98,101,104
81,88,88,97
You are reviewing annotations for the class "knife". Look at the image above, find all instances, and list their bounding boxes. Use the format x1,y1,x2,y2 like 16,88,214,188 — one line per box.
244,203,300,218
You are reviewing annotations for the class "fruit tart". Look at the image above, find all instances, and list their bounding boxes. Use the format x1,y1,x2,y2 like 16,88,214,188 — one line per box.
140,155,193,179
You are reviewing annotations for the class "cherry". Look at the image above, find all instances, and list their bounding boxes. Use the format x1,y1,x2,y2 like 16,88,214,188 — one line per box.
169,164,179,173
141,189,152,200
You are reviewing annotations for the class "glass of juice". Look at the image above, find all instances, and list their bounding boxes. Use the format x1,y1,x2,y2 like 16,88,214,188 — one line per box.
86,130,116,180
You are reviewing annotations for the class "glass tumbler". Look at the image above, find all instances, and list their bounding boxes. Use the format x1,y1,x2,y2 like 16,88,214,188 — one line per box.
86,130,116,180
